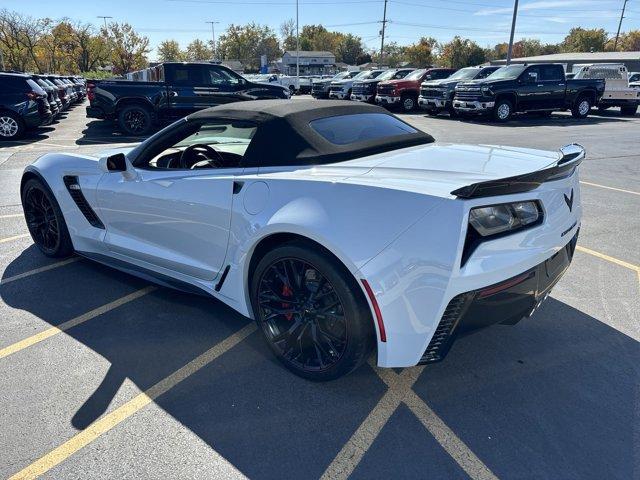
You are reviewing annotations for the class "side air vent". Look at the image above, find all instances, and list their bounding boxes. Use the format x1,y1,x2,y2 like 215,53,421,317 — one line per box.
419,293,473,364
63,176,105,229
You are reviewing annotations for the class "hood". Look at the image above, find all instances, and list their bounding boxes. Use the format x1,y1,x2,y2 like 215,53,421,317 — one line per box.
318,143,561,198
458,78,511,88
331,79,354,86
422,79,460,88
313,79,333,86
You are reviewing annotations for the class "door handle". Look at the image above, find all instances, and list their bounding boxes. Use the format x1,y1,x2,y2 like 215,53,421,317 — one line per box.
558,83,565,86
169,91,178,97
537,84,544,87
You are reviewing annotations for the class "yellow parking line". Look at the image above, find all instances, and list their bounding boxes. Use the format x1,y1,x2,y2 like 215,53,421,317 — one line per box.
1,257,80,286
0,213,24,219
0,234,30,244
0,286,156,360
322,365,497,480
579,181,640,196
9,322,256,480
575,245,640,272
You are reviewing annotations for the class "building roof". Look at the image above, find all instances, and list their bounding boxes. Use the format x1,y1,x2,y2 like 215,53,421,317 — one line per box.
283,50,335,58
188,99,433,167
493,51,640,64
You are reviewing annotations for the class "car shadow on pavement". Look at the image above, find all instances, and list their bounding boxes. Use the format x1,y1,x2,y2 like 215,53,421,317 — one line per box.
1,250,638,479
76,120,159,146
412,111,633,128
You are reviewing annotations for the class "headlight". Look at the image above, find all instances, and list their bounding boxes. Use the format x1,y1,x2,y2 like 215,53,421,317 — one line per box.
481,86,493,95
468,201,541,237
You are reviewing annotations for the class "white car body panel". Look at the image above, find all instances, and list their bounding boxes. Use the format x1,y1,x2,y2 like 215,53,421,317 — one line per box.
24,140,582,368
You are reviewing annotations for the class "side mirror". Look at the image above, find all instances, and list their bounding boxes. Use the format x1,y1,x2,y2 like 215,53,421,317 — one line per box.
106,153,127,172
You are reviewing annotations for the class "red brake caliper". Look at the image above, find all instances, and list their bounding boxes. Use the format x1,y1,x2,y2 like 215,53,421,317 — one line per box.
282,284,294,321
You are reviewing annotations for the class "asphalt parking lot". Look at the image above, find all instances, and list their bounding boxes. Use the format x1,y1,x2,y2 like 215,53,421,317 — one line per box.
1,99,638,480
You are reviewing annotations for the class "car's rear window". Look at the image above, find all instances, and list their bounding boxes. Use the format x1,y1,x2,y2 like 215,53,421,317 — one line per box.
309,113,417,145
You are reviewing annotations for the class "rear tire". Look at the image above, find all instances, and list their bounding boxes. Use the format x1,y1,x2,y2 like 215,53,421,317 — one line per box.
118,104,153,136
250,241,375,381
21,178,74,258
571,96,591,119
620,105,638,116
0,111,25,140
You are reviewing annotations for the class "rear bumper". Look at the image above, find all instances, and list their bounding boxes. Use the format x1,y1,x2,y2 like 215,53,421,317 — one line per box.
598,98,640,107
86,106,106,119
419,230,578,363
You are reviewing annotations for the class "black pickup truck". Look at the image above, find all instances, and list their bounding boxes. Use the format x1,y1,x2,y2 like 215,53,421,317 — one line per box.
452,63,605,121
86,62,290,135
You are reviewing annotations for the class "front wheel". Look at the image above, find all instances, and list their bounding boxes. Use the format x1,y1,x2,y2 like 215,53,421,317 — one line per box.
571,96,592,119
493,98,513,122
250,241,375,381
400,94,417,112
21,178,74,258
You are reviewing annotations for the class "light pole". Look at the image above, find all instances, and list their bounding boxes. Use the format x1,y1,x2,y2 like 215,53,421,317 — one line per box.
296,0,300,80
206,21,220,61
614,0,628,51
97,15,112,33
506,0,519,65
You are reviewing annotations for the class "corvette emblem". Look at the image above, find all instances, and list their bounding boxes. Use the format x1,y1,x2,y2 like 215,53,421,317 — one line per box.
564,189,574,212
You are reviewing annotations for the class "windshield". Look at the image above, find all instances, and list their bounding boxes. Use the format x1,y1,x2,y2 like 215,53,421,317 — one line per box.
377,69,409,81
447,68,481,80
405,69,426,80
485,65,526,80
353,70,382,80
332,71,353,81
628,73,639,82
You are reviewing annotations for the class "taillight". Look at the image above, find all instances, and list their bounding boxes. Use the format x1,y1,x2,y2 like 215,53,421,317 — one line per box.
26,91,39,100
87,83,96,101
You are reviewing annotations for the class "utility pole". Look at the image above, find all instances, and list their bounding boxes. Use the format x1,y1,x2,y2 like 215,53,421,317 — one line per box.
379,0,388,66
97,16,112,33
206,21,220,61
614,0,628,51
0,48,5,71
296,0,300,79
506,0,519,65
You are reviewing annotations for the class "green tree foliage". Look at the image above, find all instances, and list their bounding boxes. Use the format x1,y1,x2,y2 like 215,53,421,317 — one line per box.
561,27,608,53
439,36,485,68
280,19,297,52
217,23,280,71
606,30,640,51
186,39,213,61
404,37,438,67
106,22,151,75
157,39,184,62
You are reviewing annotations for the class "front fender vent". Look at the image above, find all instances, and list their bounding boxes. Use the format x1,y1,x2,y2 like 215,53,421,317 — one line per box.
63,176,105,229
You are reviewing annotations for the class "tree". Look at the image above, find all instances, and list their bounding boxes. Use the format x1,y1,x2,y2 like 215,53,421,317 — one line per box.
157,39,184,62
280,19,297,52
438,37,486,68
0,9,49,72
217,23,280,71
70,22,110,72
606,30,640,51
335,34,365,64
561,28,607,53
372,42,406,67
404,37,438,67
106,22,150,74
185,39,213,61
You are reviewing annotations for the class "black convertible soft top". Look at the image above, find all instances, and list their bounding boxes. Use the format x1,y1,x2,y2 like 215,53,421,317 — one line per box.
187,100,434,167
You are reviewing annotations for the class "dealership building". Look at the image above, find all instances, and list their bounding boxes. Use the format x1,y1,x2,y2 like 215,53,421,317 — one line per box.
278,51,337,75
490,51,640,73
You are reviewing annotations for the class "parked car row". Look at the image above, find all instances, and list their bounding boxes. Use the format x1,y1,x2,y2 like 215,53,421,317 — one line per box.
0,71,86,140
86,62,290,135
313,62,639,121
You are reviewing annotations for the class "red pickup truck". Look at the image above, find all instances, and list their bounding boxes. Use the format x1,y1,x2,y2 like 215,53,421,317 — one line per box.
375,68,457,111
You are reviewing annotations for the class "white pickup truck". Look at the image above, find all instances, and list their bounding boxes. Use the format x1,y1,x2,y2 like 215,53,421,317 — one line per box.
248,74,300,94
572,63,639,116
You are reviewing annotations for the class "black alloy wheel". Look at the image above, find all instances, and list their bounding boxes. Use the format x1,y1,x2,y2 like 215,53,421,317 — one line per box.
257,258,348,371
251,242,374,381
118,105,152,136
22,179,73,257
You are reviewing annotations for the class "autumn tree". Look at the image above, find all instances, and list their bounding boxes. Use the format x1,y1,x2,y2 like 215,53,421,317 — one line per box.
158,39,184,62
185,39,213,61
106,22,150,74
561,28,608,53
438,37,485,68
606,30,640,51
280,19,297,51
217,23,280,71
404,37,438,67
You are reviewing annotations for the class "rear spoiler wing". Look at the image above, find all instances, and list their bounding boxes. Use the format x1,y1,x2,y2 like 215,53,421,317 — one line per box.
451,144,585,199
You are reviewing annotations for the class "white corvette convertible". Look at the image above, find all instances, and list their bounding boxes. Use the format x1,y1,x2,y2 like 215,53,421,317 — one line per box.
21,100,582,380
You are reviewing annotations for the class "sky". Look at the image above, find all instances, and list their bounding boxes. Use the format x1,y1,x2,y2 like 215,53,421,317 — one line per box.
4,0,639,59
